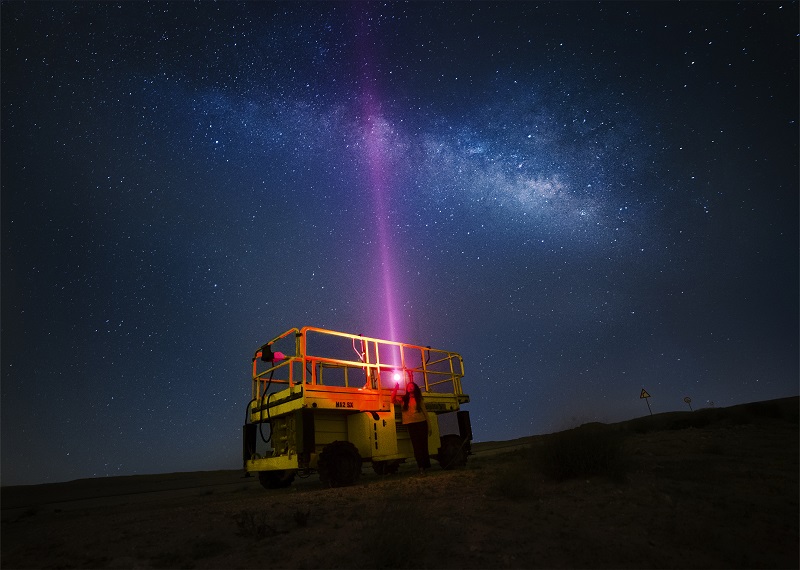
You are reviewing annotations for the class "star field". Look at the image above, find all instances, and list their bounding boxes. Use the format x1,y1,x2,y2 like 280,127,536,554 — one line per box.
1,2,797,485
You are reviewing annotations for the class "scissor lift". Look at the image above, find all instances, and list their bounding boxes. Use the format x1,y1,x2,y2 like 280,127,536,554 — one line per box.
243,326,472,488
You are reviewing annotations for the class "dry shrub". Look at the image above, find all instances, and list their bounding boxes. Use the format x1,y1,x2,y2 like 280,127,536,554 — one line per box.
233,507,311,540
536,425,628,482
363,493,436,568
293,509,311,527
234,509,284,540
744,400,785,419
487,449,540,500
188,539,232,560
150,538,232,568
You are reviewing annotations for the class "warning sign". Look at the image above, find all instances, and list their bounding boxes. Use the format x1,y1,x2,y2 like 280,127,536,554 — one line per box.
640,389,651,399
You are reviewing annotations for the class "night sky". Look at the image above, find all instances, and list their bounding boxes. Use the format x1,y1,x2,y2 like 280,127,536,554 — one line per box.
2,2,797,486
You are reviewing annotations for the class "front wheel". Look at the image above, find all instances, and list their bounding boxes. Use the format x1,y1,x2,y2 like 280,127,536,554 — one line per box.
318,441,362,487
437,434,468,470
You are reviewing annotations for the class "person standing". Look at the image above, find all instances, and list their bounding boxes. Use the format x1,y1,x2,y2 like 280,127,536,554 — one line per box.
392,373,431,474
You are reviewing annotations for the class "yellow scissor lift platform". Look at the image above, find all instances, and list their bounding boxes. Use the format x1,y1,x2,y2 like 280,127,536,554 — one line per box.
243,326,472,488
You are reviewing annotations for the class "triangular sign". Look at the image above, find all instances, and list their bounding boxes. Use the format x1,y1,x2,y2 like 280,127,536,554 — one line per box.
640,389,651,399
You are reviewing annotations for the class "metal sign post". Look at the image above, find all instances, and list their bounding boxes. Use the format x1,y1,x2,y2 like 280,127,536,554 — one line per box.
640,388,652,415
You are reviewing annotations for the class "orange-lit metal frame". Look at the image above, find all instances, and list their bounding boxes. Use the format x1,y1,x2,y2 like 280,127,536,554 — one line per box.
250,326,467,410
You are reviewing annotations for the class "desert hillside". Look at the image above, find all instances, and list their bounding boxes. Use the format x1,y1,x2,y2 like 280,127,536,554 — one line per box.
2,397,798,569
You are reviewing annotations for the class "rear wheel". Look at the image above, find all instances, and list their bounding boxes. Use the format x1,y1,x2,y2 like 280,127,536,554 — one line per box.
318,441,362,487
258,469,296,489
437,434,468,470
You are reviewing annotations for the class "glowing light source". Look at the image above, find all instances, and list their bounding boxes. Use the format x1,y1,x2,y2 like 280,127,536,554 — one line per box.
259,345,286,363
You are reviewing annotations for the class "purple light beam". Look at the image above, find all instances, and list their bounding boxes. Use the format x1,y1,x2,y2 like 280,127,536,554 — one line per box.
355,9,403,343
362,97,401,343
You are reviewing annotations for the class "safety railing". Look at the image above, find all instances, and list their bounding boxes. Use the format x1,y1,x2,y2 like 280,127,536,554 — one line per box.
251,326,465,401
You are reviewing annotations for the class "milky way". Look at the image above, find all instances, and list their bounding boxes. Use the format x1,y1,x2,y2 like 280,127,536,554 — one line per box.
2,2,797,485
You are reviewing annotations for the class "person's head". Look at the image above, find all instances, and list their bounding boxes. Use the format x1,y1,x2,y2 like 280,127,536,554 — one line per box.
402,380,423,409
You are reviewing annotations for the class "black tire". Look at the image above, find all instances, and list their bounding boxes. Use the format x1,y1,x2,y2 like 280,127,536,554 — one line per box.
372,459,401,475
258,469,296,489
318,441,362,487
437,434,468,470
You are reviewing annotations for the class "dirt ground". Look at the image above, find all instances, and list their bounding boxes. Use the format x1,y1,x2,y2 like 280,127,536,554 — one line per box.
2,397,797,569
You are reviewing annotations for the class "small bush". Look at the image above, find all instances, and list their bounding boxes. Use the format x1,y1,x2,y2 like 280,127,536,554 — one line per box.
744,401,784,420
364,494,428,568
487,449,539,500
293,509,311,527
150,551,185,569
234,510,283,540
189,539,232,560
80,556,111,569
703,441,726,455
669,413,712,430
536,426,627,482
150,539,232,569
